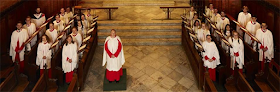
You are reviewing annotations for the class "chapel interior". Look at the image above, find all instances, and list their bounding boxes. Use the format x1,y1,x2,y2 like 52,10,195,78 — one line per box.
0,0,279,91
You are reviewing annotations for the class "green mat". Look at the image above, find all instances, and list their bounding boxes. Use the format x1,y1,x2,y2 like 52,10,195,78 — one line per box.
103,68,127,91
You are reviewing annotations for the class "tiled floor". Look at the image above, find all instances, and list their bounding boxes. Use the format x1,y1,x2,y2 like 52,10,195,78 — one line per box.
80,0,201,91
83,46,202,92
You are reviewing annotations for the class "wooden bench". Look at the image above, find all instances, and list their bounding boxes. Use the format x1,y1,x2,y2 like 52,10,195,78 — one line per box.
225,71,254,92
181,23,205,89
0,55,14,79
67,73,79,92
244,43,259,81
51,47,64,85
204,72,218,92
24,43,40,83
255,61,280,91
0,70,29,92
31,69,58,92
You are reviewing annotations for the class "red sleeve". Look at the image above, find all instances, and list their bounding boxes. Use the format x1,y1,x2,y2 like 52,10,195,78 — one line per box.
105,40,113,58
212,57,216,60
204,56,209,60
114,39,122,57
67,57,69,61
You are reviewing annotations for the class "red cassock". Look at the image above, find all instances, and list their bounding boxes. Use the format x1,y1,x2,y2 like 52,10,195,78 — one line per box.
103,36,125,81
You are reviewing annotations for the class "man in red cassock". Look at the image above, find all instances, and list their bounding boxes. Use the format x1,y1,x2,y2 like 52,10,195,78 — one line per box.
103,29,125,83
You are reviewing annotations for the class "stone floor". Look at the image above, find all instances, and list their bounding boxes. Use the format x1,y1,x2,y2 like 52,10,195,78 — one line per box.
83,46,201,92
80,0,201,91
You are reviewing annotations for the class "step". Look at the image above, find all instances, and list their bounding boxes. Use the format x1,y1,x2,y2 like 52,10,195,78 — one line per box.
98,31,181,39
98,25,181,30
97,20,182,24
103,1,174,6
98,38,181,46
98,29,181,32
98,23,181,26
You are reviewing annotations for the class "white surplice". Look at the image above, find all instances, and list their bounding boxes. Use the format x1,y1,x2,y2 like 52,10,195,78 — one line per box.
216,17,230,31
85,13,93,24
221,31,231,52
202,41,220,69
62,43,78,73
205,8,214,18
9,29,29,62
77,26,86,37
32,13,46,28
197,28,210,44
36,42,52,69
53,20,65,33
211,13,221,24
256,29,274,61
188,11,197,20
81,20,89,30
237,12,251,36
45,29,58,43
70,33,82,48
102,36,125,71
245,21,260,50
228,37,244,70
24,23,37,50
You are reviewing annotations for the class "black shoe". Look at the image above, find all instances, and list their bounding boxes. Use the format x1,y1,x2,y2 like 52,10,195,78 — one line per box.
109,81,112,83
116,81,119,83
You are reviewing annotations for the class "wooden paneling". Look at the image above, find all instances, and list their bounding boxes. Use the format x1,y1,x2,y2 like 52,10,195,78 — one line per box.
198,0,279,60
0,0,20,12
0,1,38,55
0,0,78,68
204,0,242,18
242,0,280,54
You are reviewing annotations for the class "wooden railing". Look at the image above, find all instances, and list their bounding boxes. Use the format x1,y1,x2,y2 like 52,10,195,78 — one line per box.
160,6,204,19
75,7,118,20
226,14,261,44
181,17,205,89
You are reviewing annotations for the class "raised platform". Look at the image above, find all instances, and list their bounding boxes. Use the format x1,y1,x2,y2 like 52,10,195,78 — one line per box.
103,69,127,91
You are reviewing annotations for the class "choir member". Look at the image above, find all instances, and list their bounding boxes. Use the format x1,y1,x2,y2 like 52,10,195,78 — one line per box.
210,9,221,24
188,6,197,20
192,20,201,35
228,31,244,76
66,7,74,21
84,9,93,24
53,15,65,33
45,23,58,43
237,6,251,37
191,14,201,28
31,8,46,37
256,23,274,75
205,4,214,18
221,24,232,52
62,36,78,84
216,11,230,31
70,27,82,48
24,16,37,51
77,21,86,37
197,23,210,44
202,35,220,81
36,35,52,78
59,8,68,23
10,22,29,73
81,14,89,30
103,29,125,83
245,15,260,50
